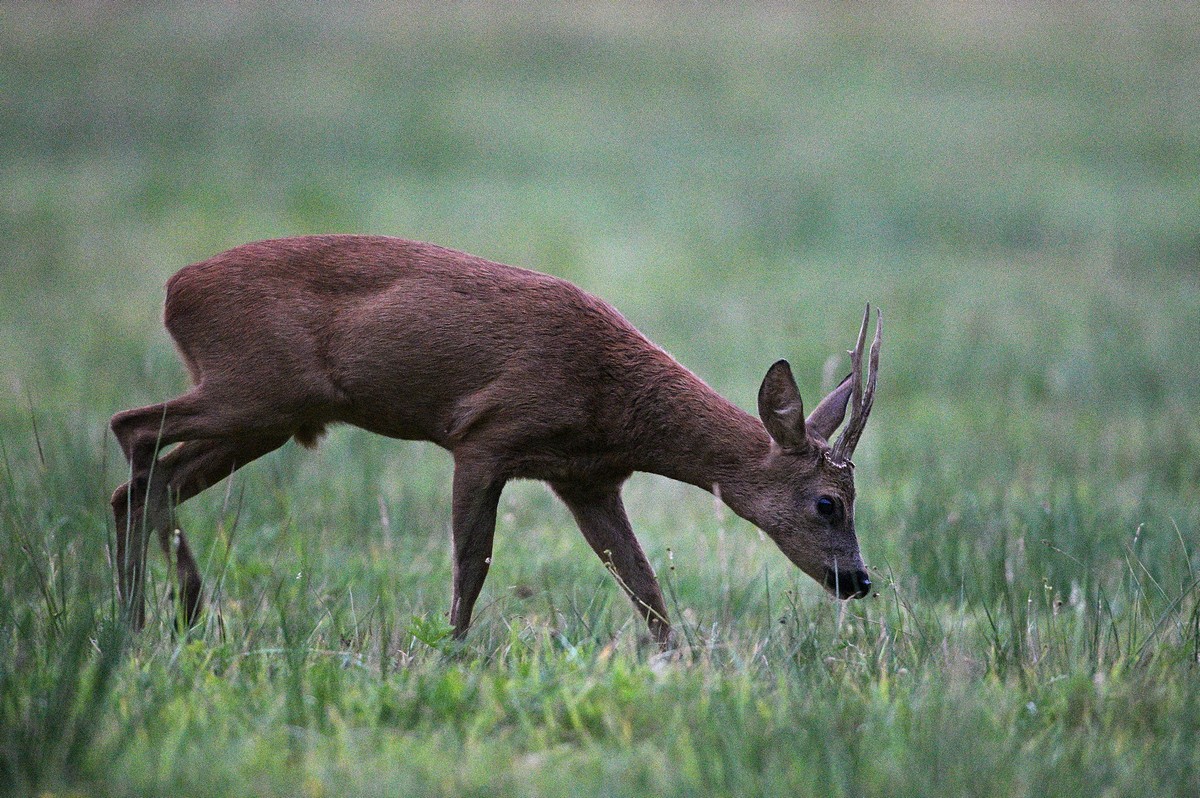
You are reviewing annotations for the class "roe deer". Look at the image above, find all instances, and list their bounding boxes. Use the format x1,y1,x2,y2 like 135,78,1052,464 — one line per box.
110,235,881,645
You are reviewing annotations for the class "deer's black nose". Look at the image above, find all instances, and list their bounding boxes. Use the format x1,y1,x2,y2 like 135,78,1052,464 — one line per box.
824,567,872,599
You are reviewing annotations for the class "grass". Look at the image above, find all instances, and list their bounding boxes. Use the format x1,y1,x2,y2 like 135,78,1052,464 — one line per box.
2,2,1199,796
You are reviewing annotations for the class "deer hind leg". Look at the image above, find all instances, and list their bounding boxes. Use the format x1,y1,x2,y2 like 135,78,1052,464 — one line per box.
111,476,156,631
111,432,289,629
111,385,305,470
550,481,672,649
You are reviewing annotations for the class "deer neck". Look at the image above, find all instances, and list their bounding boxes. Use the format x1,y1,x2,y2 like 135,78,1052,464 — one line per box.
626,368,772,516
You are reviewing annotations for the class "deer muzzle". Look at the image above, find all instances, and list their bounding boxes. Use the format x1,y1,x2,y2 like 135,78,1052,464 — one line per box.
823,566,872,599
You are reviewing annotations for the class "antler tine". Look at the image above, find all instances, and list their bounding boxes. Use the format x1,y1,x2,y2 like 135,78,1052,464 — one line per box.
860,307,881,427
832,306,866,462
832,305,881,464
849,303,869,424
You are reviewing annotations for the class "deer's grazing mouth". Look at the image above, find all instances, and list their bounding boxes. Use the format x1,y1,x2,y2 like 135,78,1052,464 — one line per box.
823,566,873,600
109,234,882,648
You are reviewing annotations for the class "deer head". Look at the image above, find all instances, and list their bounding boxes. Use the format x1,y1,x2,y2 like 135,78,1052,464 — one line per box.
753,305,882,599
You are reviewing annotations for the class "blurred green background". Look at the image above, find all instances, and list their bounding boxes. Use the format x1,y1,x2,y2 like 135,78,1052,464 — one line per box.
2,3,1199,795
5,2,1197,408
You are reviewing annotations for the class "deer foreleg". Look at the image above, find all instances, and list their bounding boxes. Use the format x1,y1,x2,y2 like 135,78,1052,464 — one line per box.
551,481,672,649
448,458,505,639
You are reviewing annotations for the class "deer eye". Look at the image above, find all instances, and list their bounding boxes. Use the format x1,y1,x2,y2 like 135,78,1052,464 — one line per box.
815,496,837,518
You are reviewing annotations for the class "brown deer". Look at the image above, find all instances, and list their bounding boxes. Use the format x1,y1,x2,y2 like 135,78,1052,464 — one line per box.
110,235,881,645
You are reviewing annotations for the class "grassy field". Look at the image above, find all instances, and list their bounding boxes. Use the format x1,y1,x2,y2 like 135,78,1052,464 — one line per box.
2,3,1199,796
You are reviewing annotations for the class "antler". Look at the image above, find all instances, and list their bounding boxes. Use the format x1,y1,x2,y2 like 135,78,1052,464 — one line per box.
831,304,881,464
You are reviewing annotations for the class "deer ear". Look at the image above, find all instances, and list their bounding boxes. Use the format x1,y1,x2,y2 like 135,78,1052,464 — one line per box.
805,371,854,441
758,360,809,452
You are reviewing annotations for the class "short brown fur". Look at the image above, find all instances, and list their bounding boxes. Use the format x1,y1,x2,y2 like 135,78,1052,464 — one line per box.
110,235,881,645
